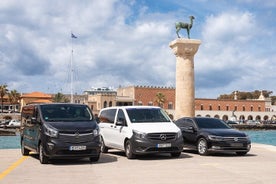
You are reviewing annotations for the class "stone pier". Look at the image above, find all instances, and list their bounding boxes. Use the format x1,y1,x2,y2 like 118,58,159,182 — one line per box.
170,38,201,120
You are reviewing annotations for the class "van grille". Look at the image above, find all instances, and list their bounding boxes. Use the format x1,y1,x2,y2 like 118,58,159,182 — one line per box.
59,131,94,144
147,133,176,141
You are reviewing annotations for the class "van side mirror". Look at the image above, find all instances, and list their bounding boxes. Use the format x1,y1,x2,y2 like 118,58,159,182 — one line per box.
116,118,126,126
182,126,195,133
31,117,38,124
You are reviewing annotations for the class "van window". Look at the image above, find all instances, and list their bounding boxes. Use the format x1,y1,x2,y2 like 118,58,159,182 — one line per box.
126,108,170,123
116,109,127,126
99,109,116,124
40,104,93,121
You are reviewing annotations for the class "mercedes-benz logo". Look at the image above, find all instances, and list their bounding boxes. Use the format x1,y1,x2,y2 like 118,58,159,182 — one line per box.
160,134,167,141
75,132,80,139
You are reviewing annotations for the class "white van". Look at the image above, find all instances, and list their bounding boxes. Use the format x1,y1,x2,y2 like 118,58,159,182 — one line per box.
98,106,183,159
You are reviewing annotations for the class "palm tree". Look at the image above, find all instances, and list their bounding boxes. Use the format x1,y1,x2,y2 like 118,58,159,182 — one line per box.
0,84,9,113
155,92,166,107
53,92,70,103
8,90,20,112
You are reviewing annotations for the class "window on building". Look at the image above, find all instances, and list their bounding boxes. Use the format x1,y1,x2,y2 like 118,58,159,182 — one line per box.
103,101,107,108
109,101,112,107
250,106,253,111
209,105,212,110
168,102,173,109
226,105,229,111
218,105,221,111
200,104,204,110
138,101,142,106
258,106,261,111
235,106,237,111
243,106,245,111
148,101,153,106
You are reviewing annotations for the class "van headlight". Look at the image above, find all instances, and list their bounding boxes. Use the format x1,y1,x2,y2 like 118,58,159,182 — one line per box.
93,128,100,137
177,130,182,138
133,130,146,139
44,124,58,138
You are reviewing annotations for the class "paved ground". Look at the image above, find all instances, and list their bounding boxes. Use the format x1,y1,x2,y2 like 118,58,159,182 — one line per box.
1,143,276,184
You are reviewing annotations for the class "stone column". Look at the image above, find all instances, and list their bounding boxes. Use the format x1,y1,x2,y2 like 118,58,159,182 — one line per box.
169,38,201,120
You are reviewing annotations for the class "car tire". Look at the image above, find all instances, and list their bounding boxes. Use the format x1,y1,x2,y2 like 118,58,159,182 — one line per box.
171,152,181,158
89,154,100,162
236,152,248,156
21,139,29,156
197,138,209,156
39,143,49,164
125,140,136,159
100,136,108,153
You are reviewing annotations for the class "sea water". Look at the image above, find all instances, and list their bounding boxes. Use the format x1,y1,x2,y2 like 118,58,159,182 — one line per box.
0,130,276,149
244,130,276,146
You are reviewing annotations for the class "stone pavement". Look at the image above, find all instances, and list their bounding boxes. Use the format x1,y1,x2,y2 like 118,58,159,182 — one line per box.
1,143,276,184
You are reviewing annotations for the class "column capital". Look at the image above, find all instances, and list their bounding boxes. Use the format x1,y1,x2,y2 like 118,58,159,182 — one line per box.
169,38,201,58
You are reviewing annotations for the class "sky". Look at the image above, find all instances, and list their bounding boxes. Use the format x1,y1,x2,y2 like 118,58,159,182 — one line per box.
0,0,275,98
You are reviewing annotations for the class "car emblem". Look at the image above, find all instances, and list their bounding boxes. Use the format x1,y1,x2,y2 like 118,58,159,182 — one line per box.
234,137,239,142
75,132,80,139
160,134,167,141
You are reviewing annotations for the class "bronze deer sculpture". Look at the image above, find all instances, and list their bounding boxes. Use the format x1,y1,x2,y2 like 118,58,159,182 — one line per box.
175,16,195,39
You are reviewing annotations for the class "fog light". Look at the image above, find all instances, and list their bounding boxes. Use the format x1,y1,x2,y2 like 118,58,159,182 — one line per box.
47,143,55,150
212,146,220,149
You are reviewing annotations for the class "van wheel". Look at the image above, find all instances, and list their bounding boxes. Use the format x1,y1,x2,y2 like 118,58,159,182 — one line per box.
39,144,49,164
21,140,29,156
100,136,108,153
197,138,209,156
125,140,136,159
89,154,100,162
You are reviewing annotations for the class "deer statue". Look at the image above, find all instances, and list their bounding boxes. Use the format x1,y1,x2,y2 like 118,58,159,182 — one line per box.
175,16,195,39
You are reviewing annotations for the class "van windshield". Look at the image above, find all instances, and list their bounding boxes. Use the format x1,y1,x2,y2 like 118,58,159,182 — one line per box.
41,104,93,122
126,108,171,123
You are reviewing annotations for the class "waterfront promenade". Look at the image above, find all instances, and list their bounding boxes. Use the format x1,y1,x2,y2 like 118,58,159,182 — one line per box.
1,143,276,184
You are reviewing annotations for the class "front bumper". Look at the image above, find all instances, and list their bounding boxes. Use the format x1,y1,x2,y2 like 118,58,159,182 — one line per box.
208,140,251,153
130,134,184,155
42,136,101,159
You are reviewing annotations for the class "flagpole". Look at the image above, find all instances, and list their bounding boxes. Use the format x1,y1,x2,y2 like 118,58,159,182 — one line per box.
70,32,74,103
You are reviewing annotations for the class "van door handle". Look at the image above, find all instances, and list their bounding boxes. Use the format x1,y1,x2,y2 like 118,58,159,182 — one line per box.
110,125,113,128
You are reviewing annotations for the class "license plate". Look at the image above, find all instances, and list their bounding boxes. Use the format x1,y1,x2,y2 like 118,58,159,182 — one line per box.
231,143,243,147
157,143,171,148
69,146,87,151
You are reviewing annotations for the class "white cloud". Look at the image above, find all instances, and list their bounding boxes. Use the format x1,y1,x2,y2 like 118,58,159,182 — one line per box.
0,0,275,98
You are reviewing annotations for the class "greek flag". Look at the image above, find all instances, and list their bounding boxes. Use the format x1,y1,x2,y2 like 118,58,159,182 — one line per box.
71,33,77,38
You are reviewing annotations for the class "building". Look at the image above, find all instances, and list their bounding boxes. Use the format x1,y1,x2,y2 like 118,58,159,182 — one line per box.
84,87,117,115
10,86,276,122
0,94,19,113
116,86,276,121
20,92,53,111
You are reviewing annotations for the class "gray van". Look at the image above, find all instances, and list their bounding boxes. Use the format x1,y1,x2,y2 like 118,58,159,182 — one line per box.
20,103,101,164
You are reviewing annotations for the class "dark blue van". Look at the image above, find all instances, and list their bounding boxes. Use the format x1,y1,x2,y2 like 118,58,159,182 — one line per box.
20,103,101,164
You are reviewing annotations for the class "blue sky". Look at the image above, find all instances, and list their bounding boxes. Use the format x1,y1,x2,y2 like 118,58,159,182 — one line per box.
0,0,275,98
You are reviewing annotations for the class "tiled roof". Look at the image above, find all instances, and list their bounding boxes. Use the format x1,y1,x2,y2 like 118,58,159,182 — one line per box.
21,91,52,98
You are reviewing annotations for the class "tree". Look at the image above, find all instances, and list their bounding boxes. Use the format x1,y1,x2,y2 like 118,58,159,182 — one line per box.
53,92,70,103
0,84,8,113
8,89,20,104
155,92,166,107
218,90,273,100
